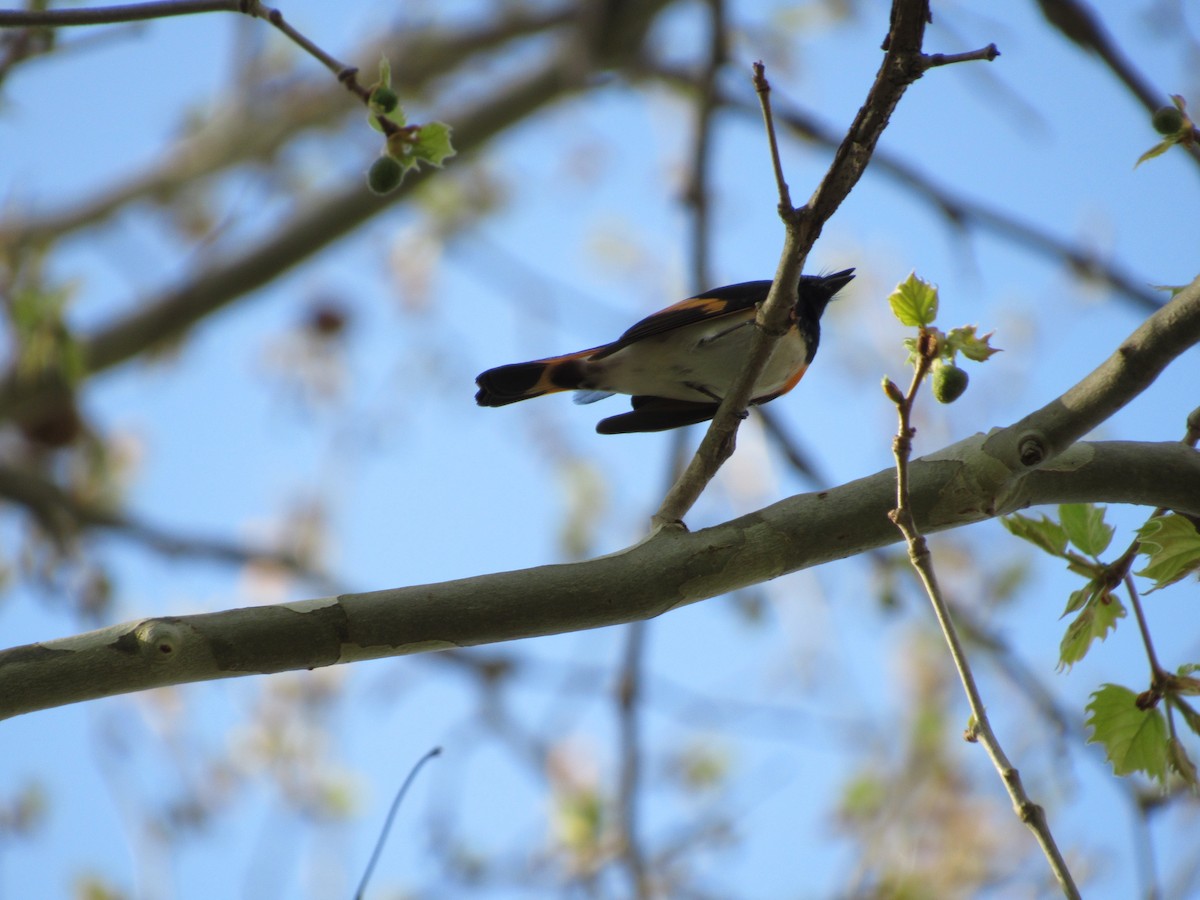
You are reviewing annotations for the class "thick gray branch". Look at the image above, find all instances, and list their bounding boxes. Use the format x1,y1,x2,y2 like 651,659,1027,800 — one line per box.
1,438,1197,719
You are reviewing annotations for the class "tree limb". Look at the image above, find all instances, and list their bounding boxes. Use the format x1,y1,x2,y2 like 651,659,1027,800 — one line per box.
2,436,1197,719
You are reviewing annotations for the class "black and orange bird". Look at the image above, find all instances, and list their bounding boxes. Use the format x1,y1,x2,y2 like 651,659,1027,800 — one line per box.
475,269,854,434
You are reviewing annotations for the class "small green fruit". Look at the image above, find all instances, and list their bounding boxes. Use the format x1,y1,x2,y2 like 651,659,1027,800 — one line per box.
370,86,399,114
367,155,404,195
1152,106,1184,135
931,363,969,404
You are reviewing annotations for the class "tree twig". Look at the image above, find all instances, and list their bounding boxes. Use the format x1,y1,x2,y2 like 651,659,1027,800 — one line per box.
615,622,649,899
885,335,1079,897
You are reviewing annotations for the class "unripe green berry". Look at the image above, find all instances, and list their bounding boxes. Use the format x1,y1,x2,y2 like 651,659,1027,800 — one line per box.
931,363,969,404
370,86,399,114
1153,106,1184,135
367,155,404,195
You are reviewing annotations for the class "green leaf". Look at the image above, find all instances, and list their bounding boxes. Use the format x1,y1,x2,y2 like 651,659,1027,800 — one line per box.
1086,684,1169,781
368,104,407,134
413,121,456,167
1061,584,1094,617
1059,593,1125,670
378,55,392,88
888,272,938,327
1001,513,1068,558
1137,514,1200,591
944,325,1001,362
1167,737,1199,786
1174,698,1200,737
1059,503,1114,556
1136,140,1174,167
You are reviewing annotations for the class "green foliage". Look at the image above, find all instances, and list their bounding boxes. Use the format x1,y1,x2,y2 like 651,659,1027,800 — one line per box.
1059,503,1114,557
1086,684,1168,782
886,273,999,407
942,324,1000,362
1058,590,1124,670
1006,503,1200,782
411,121,456,168
1004,505,1125,669
1000,512,1067,557
1002,504,1114,562
363,54,457,194
1137,94,1195,166
1136,513,1200,591
10,283,85,386
888,272,938,327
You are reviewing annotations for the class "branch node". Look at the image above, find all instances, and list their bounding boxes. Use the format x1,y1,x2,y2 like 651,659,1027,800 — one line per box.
1018,434,1047,467
133,619,184,663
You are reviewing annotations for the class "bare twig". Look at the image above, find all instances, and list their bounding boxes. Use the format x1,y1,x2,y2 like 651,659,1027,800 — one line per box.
918,43,1000,70
615,622,649,899
0,0,407,132
885,336,1079,897
680,0,726,291
0,0,242,27
353,746,442,900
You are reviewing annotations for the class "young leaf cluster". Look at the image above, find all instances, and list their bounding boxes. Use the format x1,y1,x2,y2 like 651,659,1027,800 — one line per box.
1003,505,1122,670
1005,504,1200,785
365,57,456,196
886,273,1000,404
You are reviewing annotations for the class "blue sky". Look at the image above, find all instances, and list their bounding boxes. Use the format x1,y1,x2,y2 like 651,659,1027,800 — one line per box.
2,1,1199,897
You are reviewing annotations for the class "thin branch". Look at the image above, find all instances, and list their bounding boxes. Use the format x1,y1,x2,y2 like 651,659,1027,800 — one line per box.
1124,574,1165,683
0,0,241,27
885,336,1079,897
918,43,1000,70
680,0,726,291
615,622,649,899
0,0,406,137
754,64,793,213
353,747,442,900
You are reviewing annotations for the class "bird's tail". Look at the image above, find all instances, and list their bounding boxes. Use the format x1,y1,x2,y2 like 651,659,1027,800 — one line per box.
475,351,595,407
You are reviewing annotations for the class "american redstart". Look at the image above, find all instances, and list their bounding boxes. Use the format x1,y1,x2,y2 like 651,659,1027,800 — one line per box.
475,269,854,434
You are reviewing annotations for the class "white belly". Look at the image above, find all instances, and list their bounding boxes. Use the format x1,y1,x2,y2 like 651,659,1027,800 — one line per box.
586,318,808,402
